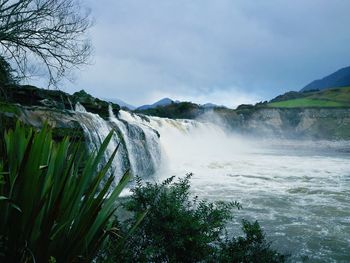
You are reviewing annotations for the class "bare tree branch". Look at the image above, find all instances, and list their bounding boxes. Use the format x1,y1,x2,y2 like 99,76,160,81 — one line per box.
0,0,93,87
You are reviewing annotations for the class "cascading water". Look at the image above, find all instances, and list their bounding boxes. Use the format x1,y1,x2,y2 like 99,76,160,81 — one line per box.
109,108,161,177
111,110,350,262
73,105,350,261
74,103,127,179
116,110,250,177
73,104,162,181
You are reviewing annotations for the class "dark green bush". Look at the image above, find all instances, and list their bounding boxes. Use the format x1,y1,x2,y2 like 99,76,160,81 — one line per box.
101,174,285,263
0,56,17,85
217,220,286,263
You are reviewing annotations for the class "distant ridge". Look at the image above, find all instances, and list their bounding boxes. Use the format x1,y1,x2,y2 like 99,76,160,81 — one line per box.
202,103,218,108
201,102,226,108
107,98,136,110
137,98,175,110
301,66,350,92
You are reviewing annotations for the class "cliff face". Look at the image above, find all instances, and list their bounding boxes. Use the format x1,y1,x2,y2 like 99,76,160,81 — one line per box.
237,108,350,139
0,84,120,119
0,101,85,140
0,84,122,141
1,85,350,140
0,85,162,179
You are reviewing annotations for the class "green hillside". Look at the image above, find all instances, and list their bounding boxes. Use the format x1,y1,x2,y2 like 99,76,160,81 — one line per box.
268,87,350,108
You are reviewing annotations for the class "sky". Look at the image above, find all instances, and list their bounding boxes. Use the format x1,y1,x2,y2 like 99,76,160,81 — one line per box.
63,0,350,108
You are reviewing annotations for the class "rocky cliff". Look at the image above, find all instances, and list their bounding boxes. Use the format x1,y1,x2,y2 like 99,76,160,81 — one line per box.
0,101,85,141
1,85,350,141
236,108,350,139
0,85,161,180
0,84,121,140
0,84,120,119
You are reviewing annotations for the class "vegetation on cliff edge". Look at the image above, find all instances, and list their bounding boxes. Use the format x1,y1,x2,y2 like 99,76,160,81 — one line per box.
268,87,350,108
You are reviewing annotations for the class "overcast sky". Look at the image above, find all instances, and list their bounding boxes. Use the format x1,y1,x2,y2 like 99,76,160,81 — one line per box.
63,0,350,107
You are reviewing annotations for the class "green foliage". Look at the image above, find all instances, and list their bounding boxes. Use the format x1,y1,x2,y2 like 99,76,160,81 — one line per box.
0,84,120,120
217,220,286,263
0,122,130,262
268,87,350,108
0,56,17,85
136,102,204,119
268,97,345,108
102,174,285,263
269,91,308,103
236,104,255,110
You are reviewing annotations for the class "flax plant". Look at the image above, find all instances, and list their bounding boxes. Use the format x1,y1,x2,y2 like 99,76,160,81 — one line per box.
0,122,130,262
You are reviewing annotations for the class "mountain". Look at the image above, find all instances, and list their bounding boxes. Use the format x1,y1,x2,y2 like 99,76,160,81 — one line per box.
201,102,228,109
202,103,218,108
137,98,175,110
135,101,202,119
107,98,136,110
301,66,350,92
135,99,234,120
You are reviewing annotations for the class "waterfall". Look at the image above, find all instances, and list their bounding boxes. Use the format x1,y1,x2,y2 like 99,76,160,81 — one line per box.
74,103,128,180
114,110,250,180
73,104,162,182
73,104,235,183
109,107,161,177
75,102,88,113
72,105,350,261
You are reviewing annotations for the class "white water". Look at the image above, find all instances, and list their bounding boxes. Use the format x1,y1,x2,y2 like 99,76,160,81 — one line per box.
74,105,161,181
160,138,350,262
115,110,350,262
74,103,125,178
74,108,350,261
109,108,161,177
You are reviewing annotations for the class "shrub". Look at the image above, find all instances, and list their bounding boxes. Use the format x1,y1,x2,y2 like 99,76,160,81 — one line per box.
217,220,286,263
0,122,130,262
102,174,285,263
0,56,17,85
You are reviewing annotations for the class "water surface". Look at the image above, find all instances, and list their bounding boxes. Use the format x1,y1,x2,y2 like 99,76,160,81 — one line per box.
155,128,350,262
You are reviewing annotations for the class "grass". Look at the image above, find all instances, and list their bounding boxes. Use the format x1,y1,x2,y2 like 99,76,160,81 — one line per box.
268,86,350,108
268,98,346,108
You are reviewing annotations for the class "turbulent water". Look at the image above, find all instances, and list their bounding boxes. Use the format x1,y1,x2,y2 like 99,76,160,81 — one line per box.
110,108,161,177
75,103,126,177
158,136,350,262
77,108,350,262
74,105,161,180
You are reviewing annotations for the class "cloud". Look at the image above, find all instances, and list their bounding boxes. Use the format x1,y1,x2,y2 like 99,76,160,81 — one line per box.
67,0,350,106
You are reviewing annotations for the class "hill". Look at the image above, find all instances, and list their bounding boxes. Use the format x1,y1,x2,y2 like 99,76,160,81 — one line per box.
107,98,136,110
137,98,175,110
301,66,350,92
135,101,203,119
268,87,350,108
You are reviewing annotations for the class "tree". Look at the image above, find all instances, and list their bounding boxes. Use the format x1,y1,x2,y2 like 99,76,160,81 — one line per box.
0,55,17,84
0,0,92,86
